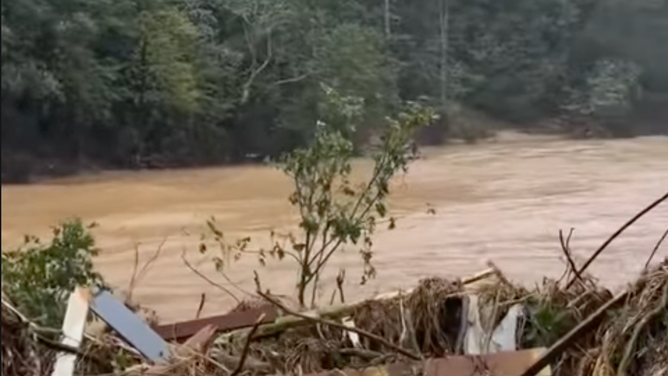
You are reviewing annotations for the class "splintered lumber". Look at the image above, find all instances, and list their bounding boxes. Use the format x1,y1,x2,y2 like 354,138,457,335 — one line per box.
153,305,278,342
217,268,495,343
305,348,551,376
51,287,91,376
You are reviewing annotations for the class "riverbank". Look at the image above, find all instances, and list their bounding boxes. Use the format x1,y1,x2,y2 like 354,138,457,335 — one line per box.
0,128,583,185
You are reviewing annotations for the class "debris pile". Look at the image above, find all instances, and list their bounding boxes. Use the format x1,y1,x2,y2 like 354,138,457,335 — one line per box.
1,193,667,376
2,258,666,376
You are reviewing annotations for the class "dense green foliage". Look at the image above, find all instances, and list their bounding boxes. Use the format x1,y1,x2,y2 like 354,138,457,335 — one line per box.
2,0,667,181
1,219,107,327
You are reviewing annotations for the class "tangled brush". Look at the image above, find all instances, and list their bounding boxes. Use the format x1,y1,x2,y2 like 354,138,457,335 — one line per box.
585,261,668,376
1,295,56,376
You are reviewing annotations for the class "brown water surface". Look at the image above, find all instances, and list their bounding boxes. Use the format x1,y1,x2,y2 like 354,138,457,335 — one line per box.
2,133,668,323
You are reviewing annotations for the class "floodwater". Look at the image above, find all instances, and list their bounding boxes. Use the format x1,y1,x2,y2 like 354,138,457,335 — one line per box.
2,133,668,323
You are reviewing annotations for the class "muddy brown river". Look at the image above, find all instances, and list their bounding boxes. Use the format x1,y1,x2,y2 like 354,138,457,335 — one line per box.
2,133,668,323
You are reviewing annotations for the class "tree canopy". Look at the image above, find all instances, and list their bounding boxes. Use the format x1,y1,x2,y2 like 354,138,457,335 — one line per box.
2,0,667,181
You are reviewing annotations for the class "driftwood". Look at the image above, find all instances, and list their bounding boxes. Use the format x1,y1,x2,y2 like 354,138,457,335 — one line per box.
217,268,495,343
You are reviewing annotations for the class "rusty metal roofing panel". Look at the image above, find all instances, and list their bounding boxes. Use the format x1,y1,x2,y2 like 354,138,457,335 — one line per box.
152,305,278,342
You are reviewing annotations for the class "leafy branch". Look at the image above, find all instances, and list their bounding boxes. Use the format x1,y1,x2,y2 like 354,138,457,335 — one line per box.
201,85,434,308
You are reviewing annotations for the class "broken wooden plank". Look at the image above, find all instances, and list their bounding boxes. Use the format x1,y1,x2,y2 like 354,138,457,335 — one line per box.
307,348,551,376
51,287,91,376
153,305,278,342
89,289,171,364
179,324,218,355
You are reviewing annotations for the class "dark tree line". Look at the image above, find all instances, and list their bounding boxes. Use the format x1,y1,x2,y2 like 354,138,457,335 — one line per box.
2,0,667,182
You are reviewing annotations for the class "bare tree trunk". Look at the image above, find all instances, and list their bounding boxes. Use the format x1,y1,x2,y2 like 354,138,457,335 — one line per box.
384,0,391,38
439,0,450,108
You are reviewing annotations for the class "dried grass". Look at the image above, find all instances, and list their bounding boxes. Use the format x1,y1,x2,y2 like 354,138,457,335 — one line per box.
1,297,56,376
584,261,668,376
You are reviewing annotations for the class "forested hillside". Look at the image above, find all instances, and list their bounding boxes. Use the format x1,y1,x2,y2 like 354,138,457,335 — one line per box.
2,0,667,181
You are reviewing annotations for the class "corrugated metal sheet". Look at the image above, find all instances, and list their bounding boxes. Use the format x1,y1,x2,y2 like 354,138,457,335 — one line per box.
90,289,171,364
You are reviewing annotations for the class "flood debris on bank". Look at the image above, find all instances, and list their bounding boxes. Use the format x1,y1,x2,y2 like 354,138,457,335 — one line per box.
2,257,667,376
2,194,667,376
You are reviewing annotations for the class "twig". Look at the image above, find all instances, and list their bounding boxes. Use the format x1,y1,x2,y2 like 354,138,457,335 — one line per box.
195,293,206,319
559,228,585,287
253,270,263,292
230,313,266,376
567,191,668,288
128,237,167,302
520,290,630,376
644,226,668,270
329,289,337,306
338,348,383,360
181,250,240,304
399,294,407,344
336,269,346,304
257,290,421,360
274,73,309,86
486,260,512,287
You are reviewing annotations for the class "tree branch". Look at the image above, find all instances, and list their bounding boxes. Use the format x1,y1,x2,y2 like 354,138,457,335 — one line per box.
257,290,421,360
241,30,272,104
644,226,668,270
274,73,309,86
559,228,585,287
230,313,266,376
181,250,240,304
567,191,668,288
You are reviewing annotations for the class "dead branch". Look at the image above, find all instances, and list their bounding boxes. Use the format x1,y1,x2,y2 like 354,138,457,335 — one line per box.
617,281,668,376
257,290,422,360
273,73,309,86
181,249,240,304
230,313,266,376
241,31,272,104
128,237,167,302
253,270,263,292
644,226,668,270
336,269,346,304
195,293,206,319
486,260,512,287
559,228,585,287
567,191,668,288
